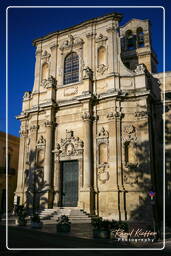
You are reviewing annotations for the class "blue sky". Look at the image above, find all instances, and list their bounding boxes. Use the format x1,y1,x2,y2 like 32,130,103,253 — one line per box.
0,0,170,137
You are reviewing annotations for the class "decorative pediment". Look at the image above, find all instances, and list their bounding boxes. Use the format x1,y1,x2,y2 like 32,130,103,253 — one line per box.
53,130,84,159
59,35,84,51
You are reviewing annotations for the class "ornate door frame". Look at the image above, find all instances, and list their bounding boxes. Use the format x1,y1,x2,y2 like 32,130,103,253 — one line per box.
53,130,84,207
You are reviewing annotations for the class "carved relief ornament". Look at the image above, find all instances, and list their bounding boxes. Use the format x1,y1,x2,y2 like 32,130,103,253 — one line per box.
97,64,108,75
37,135,46,147
82,66,93,80
59,35,84,51
23,91,32,101
107,112,124,120
41,76,57,89
95,34,108,43
29,124,39,133
19,128,28,137
82,112,93,121
53,130,84,160
41,50,51,61
122,125,137,143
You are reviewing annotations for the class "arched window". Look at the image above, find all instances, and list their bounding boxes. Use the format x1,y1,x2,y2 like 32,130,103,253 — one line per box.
64,52,79,85
137,27,144,48
126,30,135,50
42,63,48,80
98,46,106,65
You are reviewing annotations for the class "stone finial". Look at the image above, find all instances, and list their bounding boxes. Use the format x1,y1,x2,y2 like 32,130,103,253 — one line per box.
134,64,147,75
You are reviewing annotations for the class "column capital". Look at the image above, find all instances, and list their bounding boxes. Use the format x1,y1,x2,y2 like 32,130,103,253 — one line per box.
44,121,56,127
82,112,93,121
29,124,39,133
107,112,124,120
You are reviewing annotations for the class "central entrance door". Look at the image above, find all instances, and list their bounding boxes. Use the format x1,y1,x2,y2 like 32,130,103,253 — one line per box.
61,160,78,207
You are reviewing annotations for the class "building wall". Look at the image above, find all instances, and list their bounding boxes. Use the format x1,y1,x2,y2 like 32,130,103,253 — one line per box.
0,132,19,213
15,13,163,225
154,71,171,225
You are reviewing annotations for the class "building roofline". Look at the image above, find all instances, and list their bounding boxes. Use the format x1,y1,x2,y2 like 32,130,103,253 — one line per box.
120,18,150,29
32,11,123,46
0,131,20,141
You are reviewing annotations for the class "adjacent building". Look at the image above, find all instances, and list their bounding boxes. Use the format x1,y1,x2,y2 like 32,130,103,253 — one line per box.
0,131,19,213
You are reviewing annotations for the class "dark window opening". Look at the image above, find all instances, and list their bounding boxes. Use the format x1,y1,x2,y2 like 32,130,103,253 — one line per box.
166,92,171,100
137,27,144,48
126,30,136,50
64,52,79,85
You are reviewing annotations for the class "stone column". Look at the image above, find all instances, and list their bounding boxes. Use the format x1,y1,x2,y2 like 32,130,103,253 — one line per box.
81,111,94,213
33,48,42,91
82,112,93,189
44,121,53,188
107,109,126,221
53,143,61,207
43,121,54,205
15,127,28,204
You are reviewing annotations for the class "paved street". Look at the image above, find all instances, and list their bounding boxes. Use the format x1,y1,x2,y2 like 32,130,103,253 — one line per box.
0,224,171,255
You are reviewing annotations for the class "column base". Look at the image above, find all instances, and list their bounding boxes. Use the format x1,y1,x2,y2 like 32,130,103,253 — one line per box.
79,187,95,214
53,190,60,207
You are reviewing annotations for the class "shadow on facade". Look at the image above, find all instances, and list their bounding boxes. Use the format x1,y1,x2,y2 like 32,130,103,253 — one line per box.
124,118,163,234
24,149,49,214
165,106,171,226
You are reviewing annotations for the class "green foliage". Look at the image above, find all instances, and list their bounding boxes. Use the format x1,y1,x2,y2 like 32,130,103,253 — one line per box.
56,215,70,224
31,214,41,223
91,217,128,231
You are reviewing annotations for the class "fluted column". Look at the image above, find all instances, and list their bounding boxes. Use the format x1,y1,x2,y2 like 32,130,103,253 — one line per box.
15,127,28,203
44,121,54,190
82,112,93,189
53,143,61,207
33,48,42,91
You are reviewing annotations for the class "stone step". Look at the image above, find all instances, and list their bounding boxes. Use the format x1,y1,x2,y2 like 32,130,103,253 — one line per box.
69,219,91,223
39,207,95,224
69,216,90,219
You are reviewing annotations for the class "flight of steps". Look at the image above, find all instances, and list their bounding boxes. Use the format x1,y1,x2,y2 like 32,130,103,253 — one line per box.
39,207,94,224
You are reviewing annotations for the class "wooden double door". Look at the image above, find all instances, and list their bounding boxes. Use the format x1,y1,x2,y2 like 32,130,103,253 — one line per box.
60,160,79,207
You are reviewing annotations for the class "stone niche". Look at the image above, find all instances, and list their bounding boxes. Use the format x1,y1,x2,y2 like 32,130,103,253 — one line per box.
96,127,110,184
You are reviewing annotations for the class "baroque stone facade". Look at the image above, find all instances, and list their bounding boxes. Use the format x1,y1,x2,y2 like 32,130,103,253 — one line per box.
15,12,165,224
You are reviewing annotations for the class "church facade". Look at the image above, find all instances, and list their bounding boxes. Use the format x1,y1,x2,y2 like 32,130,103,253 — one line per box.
15,12,163,223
